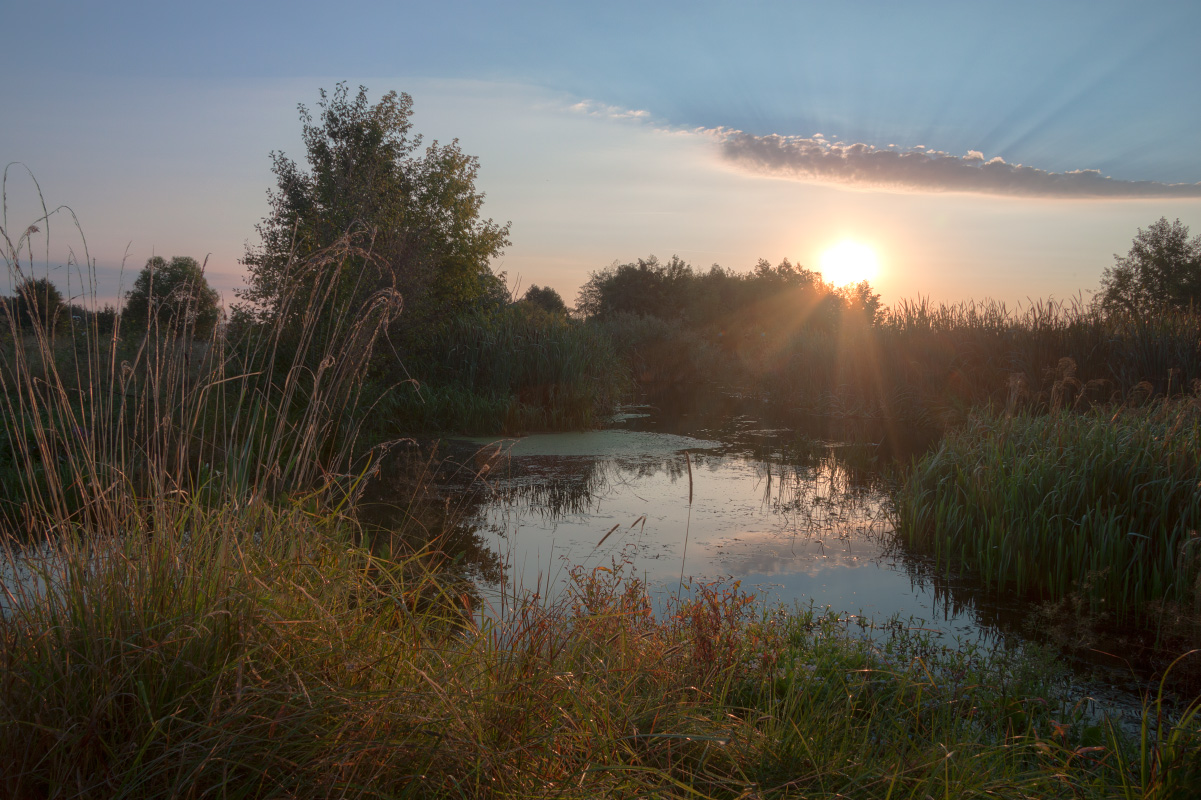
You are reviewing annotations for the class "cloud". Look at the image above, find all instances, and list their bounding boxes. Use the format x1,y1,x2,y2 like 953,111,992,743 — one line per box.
719,132,1201,198
570,100,651,121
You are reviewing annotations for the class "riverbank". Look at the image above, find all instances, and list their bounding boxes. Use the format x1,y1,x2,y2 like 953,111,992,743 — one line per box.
4,516,1198,798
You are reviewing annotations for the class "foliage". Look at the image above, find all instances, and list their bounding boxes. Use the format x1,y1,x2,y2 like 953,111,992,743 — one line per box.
576,254,881,329
521,283,568,315
1098,217,1201,314
226,84,628,436
896,399,1201,621
10,277,65,333
576,255,696,319
385,301,627,434
239,83,511,349
597,289,1201,434
575,255,886,403
122,255,221,338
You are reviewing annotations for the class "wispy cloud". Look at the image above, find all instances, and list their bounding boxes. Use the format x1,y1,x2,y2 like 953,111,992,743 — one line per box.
570,100,651,121
718,132,1201,198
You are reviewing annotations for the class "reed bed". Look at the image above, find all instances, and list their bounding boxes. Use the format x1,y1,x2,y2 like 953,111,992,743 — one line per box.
393,303,627,433
598,296,1201,429
763,298,1201,426
0,183,403,536
896,399,1201,623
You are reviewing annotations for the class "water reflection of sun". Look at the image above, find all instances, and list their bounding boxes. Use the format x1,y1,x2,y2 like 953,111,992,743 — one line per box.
820,240,880,287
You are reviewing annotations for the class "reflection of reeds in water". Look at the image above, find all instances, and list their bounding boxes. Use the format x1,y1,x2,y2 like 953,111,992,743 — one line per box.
474,423,902,535
678,450,693,591
494,460,612,518
754,451,897,543
357,442,507,589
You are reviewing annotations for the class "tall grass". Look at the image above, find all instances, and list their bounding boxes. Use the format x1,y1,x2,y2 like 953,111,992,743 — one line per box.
390,303,628,433
597,296,1201,429
0,176,401,536
6,526,1199,797
896,398,1201,623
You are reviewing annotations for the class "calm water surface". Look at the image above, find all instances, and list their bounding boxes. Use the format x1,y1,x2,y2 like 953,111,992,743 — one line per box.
441,401,1020,646
390,398,1160,719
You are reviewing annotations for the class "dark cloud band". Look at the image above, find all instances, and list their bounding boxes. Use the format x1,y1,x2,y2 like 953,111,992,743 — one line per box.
720,132,1201,199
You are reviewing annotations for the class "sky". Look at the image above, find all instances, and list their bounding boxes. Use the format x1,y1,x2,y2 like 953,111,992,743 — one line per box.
2,0,1200,309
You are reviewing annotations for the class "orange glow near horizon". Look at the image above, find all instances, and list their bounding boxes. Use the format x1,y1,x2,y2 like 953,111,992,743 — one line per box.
819,240,881,287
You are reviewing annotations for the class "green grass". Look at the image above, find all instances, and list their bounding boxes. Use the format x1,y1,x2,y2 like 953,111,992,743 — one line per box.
5,521,1199,798
896,399,1201,624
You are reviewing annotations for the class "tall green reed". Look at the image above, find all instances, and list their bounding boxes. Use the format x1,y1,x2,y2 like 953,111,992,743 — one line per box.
598,295,1201,430
897,399,1201,622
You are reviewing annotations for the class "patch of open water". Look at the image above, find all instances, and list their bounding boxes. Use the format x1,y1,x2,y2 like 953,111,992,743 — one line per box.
379,398,1167,725
479,440,956,621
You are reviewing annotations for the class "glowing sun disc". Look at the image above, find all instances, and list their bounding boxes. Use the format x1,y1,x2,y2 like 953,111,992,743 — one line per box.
820,240,880,287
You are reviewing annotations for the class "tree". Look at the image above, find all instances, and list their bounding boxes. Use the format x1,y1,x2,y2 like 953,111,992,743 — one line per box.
124,256,221,338
1098,217,1201,314
239,84,510,341
522,284,568,315
10,277,65,333
575,255,694,320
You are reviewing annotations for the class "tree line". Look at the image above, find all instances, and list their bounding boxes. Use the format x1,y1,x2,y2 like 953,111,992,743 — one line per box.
6,81,1198,435
575,254,882,335
4,255,219,339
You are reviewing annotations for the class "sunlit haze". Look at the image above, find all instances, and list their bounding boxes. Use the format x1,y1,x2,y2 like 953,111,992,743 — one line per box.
2,1,1200,309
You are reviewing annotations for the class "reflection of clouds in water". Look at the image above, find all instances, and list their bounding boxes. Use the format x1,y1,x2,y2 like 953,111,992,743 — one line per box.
707,528,879,578
469,425,920,614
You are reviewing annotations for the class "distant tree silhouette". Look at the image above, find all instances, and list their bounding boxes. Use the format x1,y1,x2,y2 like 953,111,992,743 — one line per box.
575,255,693,320
573,253,877,332
522,284,568,315
124,256,221,338
10,277,65,333
1098,217,1201,314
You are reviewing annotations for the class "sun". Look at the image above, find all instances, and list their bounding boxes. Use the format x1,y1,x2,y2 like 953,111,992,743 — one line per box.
819,240,880,287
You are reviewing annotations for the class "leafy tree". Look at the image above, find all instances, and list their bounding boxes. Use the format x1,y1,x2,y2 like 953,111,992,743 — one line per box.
839,280,883,325
575,255,694,320
1098,217,1201,314
123,256,221,338
239,84,511,344
10,277,65,333
93,304,118,336
575,254,864,332
522,284,568,315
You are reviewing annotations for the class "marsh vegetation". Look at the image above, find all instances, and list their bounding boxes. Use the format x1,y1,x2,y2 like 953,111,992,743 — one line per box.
2,87,1200,797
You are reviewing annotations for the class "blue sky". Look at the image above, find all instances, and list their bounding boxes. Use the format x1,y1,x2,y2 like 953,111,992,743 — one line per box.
3,0,1200,307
